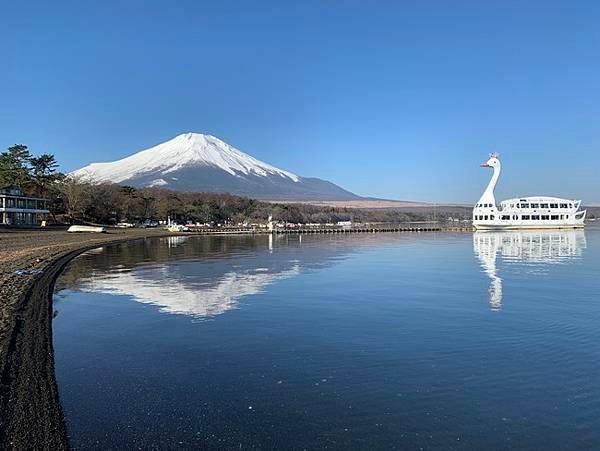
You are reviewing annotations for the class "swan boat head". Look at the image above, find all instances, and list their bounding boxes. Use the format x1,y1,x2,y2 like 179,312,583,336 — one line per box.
475,153,501,210
480,152,500,170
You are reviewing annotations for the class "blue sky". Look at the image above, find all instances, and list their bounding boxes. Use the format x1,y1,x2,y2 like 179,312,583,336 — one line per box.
1,1,599,203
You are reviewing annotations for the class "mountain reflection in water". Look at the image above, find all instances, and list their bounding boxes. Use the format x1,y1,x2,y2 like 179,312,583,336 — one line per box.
473,230,587,311
79,264,301,318
58,233,401,319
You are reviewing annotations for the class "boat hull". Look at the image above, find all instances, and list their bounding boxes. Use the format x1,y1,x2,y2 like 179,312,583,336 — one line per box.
474,223,585,231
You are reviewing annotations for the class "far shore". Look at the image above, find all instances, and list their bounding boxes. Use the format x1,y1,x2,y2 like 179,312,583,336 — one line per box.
263,199,470,209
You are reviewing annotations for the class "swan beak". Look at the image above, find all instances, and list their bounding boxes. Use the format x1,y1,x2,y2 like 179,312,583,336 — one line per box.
480,163,490,168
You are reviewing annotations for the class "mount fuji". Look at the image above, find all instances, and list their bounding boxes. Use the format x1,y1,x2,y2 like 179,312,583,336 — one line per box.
71,133,360,200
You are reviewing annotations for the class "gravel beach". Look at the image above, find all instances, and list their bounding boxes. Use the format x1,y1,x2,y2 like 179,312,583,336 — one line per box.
0,228,182,449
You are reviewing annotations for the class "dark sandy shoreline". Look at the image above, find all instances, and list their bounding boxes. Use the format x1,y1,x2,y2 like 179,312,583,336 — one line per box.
0,228,187,449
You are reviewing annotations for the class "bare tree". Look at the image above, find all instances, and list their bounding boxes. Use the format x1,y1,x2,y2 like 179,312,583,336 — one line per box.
59,176,92,223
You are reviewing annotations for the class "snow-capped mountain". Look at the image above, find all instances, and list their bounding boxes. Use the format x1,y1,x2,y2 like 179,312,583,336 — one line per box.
71,133,359,200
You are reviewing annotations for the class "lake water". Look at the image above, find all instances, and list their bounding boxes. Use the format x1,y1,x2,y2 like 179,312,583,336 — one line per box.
54,227,600,449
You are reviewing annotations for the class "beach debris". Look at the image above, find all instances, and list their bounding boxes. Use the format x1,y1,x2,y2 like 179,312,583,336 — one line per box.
14,269,43,276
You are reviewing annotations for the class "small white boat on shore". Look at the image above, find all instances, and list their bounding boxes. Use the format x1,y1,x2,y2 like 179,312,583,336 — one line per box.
67,225,107,233
473,154,586,230
167,224,189,232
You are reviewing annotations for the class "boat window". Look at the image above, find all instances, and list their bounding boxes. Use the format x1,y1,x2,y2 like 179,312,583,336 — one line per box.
513,215,518,220
569,203,573,208
532,215,540,220
560,215,564,220
501,215,510,220
484,215,488,220
530,203,539,208
551,215,559,220
541,215,550,220
550,203,558,208
510,204,514,208
522,215,530,220
566,215,569,219
560,203,568,208
490,215,495,220
521,204,530,208
540,203,549,208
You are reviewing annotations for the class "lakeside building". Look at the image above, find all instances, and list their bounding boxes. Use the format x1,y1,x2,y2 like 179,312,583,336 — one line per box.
0,186,50,226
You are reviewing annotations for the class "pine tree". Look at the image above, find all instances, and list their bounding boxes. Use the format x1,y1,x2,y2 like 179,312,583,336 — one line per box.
30,153,62,197
0,144,32,188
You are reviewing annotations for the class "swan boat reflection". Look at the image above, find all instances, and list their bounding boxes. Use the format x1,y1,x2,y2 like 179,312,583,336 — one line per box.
473,229,586,311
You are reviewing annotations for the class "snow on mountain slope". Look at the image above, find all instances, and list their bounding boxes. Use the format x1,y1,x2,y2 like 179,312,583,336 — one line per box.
71,133,360,200
72,133,300,183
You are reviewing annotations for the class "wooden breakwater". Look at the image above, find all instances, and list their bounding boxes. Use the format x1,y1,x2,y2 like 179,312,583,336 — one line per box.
186,225,474,235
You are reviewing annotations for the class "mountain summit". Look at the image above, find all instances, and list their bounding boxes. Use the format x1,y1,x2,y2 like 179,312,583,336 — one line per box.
71,133,359,200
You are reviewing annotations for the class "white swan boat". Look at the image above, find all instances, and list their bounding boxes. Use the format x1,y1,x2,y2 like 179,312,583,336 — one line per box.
473,154,586,230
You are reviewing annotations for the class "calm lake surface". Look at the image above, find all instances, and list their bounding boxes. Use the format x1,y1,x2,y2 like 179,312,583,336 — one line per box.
54,227,600,449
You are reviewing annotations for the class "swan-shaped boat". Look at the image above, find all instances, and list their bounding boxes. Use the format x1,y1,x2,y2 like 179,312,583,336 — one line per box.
473,154,586,230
